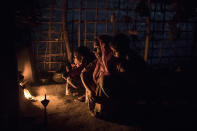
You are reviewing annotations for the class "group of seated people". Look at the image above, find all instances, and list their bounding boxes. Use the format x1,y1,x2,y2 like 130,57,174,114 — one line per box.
62,33,147,118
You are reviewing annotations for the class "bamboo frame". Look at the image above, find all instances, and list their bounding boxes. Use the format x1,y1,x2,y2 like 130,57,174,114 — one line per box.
33,0,195,72
63,0,72,63
144,0,151,62
78,0,82,47
150,2,157,65
105,0,109,33
94,0,98,38
71,0,74,52
159,1,167,64
84,0,88,46
48,0,54,71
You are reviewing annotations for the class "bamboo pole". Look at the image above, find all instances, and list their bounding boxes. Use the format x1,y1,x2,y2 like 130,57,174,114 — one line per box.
48,0,54,71
144,0,151,62
63,0,72,63
192,22,197,65
159,0,166,63
94,0,98,38
71,0,74,53
150,2,157,65
60,31,63,70
78,0,82,47
105,0,108,33
117,0,120,32
84,0,87,46
126,0,129,30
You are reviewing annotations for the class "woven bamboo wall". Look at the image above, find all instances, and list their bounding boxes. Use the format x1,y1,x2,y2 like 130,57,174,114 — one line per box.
30,0,196,73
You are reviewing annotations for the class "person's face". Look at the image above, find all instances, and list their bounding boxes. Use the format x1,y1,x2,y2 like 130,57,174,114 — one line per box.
99,40,105,48
93,42,101,58
73,54,82,66
110,45,119,58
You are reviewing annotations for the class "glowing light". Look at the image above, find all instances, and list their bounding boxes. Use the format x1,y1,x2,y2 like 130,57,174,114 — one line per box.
36,96,45,101
24,89,33,100
19,82,23,87
22,62,33,83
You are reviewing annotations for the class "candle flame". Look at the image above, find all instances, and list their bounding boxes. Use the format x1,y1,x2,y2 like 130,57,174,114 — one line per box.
24,89,32,100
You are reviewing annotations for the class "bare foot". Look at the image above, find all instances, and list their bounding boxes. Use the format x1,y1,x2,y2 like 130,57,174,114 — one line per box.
76,95,85,102
72,92,79,96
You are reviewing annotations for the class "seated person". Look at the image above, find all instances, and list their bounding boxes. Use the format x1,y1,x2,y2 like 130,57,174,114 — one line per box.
109,33,148,100
110,33,147,73
62,46,95,101
80,38,102,110
89,33,147,118
82,35,115,117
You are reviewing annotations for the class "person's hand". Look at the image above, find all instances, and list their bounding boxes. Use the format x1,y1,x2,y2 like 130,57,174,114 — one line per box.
71,63,75,68
86,89,92,96
81,68,87,73
66,66,70,72
61,74,66,80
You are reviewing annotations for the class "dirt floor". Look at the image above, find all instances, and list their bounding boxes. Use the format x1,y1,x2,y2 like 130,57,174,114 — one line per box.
18,84,140,131
18,83,197,131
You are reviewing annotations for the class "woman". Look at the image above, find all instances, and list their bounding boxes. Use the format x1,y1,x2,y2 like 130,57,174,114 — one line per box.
87,35,115,117
63,46,95,101
109,33,148,107
80,38,101,99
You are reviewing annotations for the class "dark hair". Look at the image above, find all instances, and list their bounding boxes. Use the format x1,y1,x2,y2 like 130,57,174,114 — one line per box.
97,34,112,48
94,38,99,46
110,33,130,56
74,46,95,65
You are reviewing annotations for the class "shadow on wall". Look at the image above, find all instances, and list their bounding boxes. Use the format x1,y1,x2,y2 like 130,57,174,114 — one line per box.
16,46,37,85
